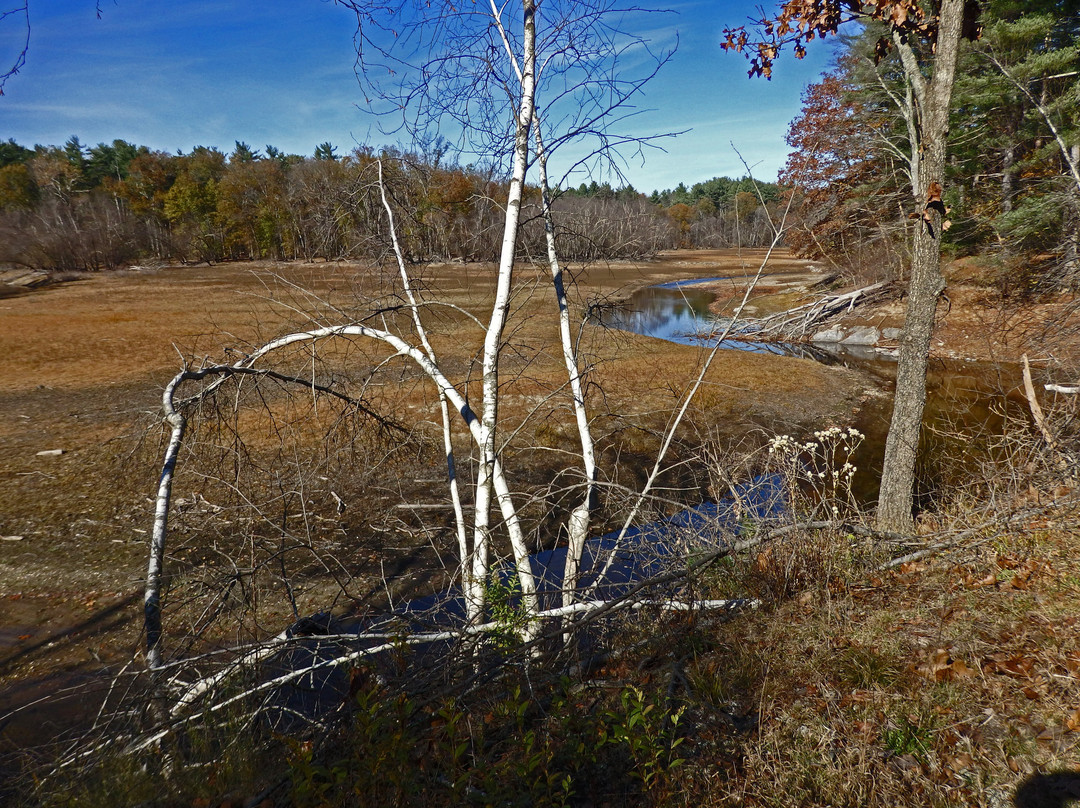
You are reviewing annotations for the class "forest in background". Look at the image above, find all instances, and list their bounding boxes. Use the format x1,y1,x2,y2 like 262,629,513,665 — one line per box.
0,134,783,270
780,1,1080,295
1,3,1078,295
2,1,1080,804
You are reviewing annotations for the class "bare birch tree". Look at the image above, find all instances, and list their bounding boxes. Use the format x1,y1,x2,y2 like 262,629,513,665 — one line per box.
143,0,676,670
333,0,674,615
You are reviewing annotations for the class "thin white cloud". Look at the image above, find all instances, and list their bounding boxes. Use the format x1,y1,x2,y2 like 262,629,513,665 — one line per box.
2,0,828,188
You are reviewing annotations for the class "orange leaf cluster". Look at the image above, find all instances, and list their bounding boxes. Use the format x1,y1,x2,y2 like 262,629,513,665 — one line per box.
999,554,1051,589
961,554,1051,591
982,651,1038,680
917,648,976,682
722,0,981,79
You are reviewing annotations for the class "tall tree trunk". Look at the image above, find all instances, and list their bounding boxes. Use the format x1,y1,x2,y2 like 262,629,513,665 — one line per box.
876,0,964,533
1001,143,1015,214
533,116,597,608
377,161,469,581
1065,144,1080,286
470,0,539,624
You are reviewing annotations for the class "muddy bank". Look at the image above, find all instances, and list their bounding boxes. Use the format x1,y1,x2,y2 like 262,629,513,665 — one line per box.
589,248,823,303
689,254,1080,367
0,250,868,748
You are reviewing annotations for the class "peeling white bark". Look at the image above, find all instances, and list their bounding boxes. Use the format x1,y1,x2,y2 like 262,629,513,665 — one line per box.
377,160,469,584
145,324,534,667
470,0,540,631
145,383,186,670
534,115,597,608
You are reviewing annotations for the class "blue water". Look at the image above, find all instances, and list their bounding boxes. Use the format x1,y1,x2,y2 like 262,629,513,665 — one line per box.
392,472,786,622
262,474,788,725
593,283,847,362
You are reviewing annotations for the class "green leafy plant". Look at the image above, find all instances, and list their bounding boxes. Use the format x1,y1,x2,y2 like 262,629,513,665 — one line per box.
290,685,424,807
600,686,686,791
882,716,931,760
484,572,532,650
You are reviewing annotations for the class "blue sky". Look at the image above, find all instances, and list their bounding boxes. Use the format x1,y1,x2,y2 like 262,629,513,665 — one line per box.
0,1,838,192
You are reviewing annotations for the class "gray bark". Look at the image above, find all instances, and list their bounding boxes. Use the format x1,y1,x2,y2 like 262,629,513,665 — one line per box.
1002,143,1015,214
1066,144,1080,281
876,0,965,533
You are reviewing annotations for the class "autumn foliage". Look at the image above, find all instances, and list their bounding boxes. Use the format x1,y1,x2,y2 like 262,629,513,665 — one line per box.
722,0,981,78
0,137,787,270
779,69,907,276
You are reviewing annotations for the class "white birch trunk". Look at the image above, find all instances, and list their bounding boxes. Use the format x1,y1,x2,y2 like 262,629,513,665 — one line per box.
146,322,536,665
145,382,186,670
470,0,539,629
533,115,597,607
377,161,470,584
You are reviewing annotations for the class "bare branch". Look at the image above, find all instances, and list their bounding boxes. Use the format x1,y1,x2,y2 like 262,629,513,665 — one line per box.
0,2,29,95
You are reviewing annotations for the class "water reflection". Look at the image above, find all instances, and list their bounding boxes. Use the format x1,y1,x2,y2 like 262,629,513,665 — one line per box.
596,278,1029,510
594,283,847,362
849,356,1027,506
595,285,718,344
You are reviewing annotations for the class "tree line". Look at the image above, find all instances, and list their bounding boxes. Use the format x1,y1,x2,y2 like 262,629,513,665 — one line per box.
0,136,780,271
780,0,1080,293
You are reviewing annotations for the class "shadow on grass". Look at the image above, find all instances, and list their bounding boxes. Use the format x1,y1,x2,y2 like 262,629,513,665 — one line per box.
0,591,139,676
1015,772,1080,808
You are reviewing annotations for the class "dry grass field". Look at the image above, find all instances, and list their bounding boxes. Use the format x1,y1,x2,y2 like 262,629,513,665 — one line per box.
0,249,866,737
2,250,1078,807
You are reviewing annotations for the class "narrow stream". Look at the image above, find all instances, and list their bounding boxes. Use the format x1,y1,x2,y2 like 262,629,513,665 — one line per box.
244,279,1036,725
594,280,829,357
598,280,1030,508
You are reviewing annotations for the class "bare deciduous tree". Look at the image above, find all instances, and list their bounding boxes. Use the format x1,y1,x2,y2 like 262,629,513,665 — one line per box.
144,0,678,674
724,0,979,533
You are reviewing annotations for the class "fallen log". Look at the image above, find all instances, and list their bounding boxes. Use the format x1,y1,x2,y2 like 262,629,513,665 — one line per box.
730,281,889,342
